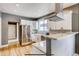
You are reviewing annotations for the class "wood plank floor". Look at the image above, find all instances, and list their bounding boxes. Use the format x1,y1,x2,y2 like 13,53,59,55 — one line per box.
0,44,32,56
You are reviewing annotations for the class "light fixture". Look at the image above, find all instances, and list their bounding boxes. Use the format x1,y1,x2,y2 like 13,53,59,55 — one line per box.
16,4,20,7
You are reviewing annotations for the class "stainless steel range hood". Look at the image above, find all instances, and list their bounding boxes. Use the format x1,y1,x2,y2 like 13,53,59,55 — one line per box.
45,3,64,22
46,12,63,22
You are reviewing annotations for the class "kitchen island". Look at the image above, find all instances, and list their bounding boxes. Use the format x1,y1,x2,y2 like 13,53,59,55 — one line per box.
32,32,78,56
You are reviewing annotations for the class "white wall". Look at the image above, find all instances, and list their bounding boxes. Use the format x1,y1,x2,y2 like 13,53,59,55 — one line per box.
0,13,1,46
48,10,72,30
17,23,19,41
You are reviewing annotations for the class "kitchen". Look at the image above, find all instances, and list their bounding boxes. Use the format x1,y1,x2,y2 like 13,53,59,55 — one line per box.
30,3,79,56
0,3,79,56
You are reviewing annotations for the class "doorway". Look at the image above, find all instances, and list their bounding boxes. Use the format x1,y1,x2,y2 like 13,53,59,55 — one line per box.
8,22,18,44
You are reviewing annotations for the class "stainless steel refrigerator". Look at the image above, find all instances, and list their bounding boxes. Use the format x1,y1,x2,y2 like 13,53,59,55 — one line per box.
19,25,31,46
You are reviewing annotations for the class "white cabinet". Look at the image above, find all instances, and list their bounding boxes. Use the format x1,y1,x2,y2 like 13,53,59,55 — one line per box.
51,34,75,56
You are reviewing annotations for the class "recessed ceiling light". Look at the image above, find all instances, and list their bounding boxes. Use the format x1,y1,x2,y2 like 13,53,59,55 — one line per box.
16,4,20,7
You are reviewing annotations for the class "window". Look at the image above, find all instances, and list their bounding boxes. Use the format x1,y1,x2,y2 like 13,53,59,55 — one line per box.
36,19,48,32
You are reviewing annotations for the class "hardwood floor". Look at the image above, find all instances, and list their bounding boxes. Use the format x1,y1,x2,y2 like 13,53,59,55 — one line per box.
0,44,32,56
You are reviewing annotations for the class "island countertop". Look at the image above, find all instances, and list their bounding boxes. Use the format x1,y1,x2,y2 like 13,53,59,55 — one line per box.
32,32,78,56
42,32,78,40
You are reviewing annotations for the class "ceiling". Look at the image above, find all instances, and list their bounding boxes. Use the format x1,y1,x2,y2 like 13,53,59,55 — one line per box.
0,3,77,18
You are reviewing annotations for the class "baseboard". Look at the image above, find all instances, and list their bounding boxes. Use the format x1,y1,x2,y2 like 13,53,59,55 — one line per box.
0,44,8,48
0,41,20,50
8,41,19,45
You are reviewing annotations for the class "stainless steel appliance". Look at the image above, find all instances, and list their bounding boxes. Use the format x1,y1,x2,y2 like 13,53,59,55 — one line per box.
19,25,31,46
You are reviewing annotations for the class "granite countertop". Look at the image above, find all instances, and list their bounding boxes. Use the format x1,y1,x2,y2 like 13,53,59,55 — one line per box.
32,32,78,55
42,32,78,40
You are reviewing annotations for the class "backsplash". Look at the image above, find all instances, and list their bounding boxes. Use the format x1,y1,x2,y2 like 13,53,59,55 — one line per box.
49,30,72,33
